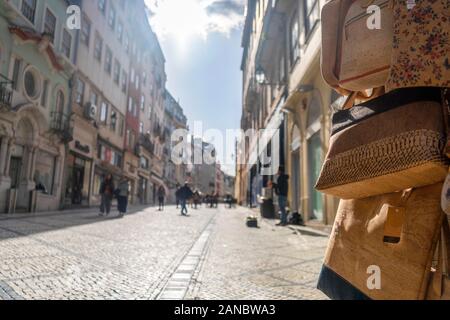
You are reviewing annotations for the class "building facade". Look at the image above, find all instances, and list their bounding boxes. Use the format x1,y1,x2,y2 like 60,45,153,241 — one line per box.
0,0,176,213
163,89,188,203
0,0,77,213
237,0,338,228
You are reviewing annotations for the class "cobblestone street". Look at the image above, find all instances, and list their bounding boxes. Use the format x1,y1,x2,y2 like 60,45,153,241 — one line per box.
0,206,328,300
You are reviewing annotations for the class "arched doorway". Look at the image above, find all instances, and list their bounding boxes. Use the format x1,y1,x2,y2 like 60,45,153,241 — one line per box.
11,118,34,212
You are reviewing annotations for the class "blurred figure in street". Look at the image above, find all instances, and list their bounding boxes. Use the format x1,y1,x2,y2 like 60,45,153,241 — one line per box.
193,190,201,209
178,182,193,216
225,193,232,209
157,185,166,211
273,167,289,226
116,177,129,218
99,174,114,216
175,183,181,209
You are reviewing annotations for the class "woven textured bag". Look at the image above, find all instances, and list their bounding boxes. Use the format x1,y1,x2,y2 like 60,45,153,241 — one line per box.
321,0,393,93
317,183,445,300
315,87,448,200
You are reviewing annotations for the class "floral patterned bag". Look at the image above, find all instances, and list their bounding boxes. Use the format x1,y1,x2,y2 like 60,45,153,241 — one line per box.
386,0,450,92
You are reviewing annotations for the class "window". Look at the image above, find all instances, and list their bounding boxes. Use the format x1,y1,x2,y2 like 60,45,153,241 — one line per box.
130,68,135,84
100,102,108,123
304,0,320,39
21,0,36,23
105,47,112,74
108,6,116,29
117,21,123,42
35,151,56,195
76,79,85,105
139,122,144,133
128,97,133,112
94,33,103,61
113,60,120,84
140,156,149,169
44,9,57,43
289,11,300,66
24,68,41,100
98,0,106,15
81,15,91,46
61,29,72,59
140,95,145,110
133,100,138,117
90,91,98,106
110,110,117,132
121,71,127,93
41,80,49,108
55,90,64,114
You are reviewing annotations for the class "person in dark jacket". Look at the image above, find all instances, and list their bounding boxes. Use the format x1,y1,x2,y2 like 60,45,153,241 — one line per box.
157,186,166,211
273,167,289,226
99,174,115,216
175,184,181,209
178,182,193,216
116,177,129,218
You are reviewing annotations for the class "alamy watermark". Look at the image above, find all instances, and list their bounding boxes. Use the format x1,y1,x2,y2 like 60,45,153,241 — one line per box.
170,121,280,176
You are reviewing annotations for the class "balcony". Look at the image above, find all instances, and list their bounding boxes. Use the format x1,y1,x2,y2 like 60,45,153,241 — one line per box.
0,74,13,110
21,0,36,24
50,112,73,143
139,134,155,154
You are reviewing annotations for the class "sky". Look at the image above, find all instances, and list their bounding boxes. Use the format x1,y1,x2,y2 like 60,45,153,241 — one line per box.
144,0,245,176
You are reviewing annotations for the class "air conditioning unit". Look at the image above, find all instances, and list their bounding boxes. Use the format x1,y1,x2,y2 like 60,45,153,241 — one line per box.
84,103,97,120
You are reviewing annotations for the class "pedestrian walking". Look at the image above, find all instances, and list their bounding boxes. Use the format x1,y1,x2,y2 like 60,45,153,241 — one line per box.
178,182,193,216
273,167,289,226
99,174,115,216
175,184,181,209
116,177,129,218
157,186,166,211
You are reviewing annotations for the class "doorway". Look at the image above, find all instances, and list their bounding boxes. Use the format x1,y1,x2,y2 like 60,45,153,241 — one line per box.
72,164,85,205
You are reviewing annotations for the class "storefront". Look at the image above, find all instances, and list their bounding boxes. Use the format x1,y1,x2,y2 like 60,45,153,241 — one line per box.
92,140,124,206
64,115,96,208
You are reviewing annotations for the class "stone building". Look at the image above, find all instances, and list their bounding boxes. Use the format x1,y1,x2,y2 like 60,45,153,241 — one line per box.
64,0,132,209
236,0,338,228
0,0,77,213
163,89,188,203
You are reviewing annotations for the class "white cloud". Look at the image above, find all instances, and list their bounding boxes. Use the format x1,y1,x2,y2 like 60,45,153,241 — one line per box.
145,0,245,40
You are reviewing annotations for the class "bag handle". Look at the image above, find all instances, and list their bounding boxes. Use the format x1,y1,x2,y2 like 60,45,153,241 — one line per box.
341,87,386,110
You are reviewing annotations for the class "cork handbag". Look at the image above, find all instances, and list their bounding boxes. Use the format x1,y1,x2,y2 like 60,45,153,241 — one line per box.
315,87,448,200
321,0,393,93
385,0,450,92
317,183,446,300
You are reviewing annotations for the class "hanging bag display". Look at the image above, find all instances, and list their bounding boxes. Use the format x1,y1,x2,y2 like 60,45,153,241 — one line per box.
315,87,448,200
321,0,393,93
317,183,445,300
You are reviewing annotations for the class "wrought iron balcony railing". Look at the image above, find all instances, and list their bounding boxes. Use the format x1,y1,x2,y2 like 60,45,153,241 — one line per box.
139,134,155,154
50,112,73,142
0,74,13,110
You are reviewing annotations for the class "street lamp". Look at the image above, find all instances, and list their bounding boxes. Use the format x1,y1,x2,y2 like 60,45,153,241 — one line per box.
255,66,266,85
255,66,278,86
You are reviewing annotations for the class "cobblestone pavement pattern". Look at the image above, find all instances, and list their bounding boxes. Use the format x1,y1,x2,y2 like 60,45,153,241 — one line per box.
0,205,328,300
